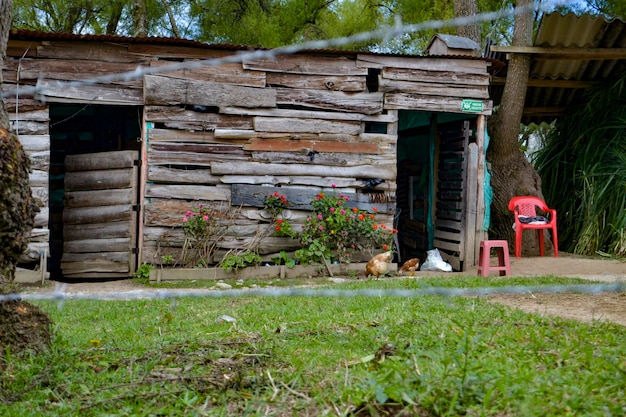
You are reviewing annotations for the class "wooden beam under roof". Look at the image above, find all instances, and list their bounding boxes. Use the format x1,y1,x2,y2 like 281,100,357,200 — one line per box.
490,46,626,60
490,76,600,88
522,107,567,117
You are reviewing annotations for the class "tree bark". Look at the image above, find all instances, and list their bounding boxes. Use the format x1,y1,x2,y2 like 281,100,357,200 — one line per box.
454,0,481,44
0,0,38,285
132,0,148,37
487,0,549,254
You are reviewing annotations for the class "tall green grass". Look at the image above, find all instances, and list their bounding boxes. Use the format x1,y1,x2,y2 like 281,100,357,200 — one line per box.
2,277,625,416
534,71,626,257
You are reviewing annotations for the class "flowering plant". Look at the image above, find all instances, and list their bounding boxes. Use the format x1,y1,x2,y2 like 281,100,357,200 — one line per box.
263,191,297,238
263,191,288,218
295,184,397,264
181,204,227,267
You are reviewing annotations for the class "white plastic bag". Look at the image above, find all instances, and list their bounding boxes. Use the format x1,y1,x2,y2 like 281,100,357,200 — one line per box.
420,248,453,272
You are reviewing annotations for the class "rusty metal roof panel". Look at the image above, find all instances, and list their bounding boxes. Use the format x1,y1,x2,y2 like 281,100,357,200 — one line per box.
490,12,626,124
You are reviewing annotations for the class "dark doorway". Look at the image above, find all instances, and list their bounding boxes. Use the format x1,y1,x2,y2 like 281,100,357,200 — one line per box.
48,104,142,281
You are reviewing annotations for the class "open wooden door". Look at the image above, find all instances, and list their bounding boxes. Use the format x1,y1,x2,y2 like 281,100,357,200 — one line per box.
61,150,139,279
434,120,473,271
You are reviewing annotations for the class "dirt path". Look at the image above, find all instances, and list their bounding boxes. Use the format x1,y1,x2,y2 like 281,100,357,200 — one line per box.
20,253,626,326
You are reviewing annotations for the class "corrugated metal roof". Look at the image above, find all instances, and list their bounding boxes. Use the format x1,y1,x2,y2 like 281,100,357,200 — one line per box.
9,28,253,51
490,12,626,124
9,28,502,65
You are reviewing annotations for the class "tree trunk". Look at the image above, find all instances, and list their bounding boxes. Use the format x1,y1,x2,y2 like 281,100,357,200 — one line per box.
161,0,181,38
487,0,549,255
1,0,38,286
0,0,51,361
454,0,481,44
132,0,148,37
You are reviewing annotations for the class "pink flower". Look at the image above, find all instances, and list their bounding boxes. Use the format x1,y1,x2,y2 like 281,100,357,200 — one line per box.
340,209,346,215
331,183,336,188
318,225,324,231
183,217,188,222
318,214,323,220
186,211,192,216
203,215,209,221
330,207,335,212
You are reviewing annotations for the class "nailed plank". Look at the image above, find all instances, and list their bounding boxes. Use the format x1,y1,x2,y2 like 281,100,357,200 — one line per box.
148,142,246,155
221,106,397,123
220,175,395,190
64,238,130,253
381,67,489,86
65,150,137,171
150,60,266,87
60,258,130,275
266,72,366,92
211,161,396,181
379,78,489,99
385,93,492,115
244,54,367,76
8,109,49,122
65,168,134,191
147,147,249,166
148,128,219,143
29,169,48,187
148,166,220,185
64,204,133,224
64,188,135,208
9,120,47,135
128,44,232,59
145,106,254,130
276,88,383,115
145,184,231,201
34,207,49,227
64,221,132,241
243,138,379,154
14,58,143,86
36,41,147,63
357,54,488,74
144,75,276,108
36,80,143,105
250,150,391,167
18,135,50,152
253,116,362,135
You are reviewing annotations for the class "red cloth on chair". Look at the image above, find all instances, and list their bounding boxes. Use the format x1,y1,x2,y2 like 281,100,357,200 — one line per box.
508,196,558,258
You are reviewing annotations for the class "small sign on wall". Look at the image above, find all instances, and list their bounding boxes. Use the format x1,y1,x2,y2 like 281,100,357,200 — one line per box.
461,100,484,113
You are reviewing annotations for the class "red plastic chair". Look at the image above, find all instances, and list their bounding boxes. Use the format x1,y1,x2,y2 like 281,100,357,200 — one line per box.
508,196,558,258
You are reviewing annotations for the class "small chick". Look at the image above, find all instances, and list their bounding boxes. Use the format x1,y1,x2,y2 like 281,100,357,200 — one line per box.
365,251,394,278
399,258,420,276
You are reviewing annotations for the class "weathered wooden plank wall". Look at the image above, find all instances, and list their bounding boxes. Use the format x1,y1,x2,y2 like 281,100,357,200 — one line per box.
5,33,492,271
142,50,490,267
4,97,51,263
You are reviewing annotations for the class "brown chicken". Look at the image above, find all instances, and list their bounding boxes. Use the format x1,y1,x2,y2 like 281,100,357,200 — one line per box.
365,251,394,278
399,258,420,276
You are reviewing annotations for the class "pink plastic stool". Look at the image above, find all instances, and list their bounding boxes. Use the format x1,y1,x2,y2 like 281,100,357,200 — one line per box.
477,240,511,277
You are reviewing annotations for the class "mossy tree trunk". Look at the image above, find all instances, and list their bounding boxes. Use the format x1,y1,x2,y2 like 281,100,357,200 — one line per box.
0,0,38,287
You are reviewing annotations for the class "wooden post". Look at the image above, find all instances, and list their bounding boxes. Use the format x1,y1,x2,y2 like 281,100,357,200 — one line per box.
475,115,487,263
465,143,479,267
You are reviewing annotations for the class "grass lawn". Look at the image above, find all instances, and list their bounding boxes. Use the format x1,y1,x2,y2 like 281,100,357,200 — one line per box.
2,276,625,416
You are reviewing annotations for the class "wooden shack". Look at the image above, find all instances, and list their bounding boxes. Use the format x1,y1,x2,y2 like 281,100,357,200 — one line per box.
3,30,493,280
